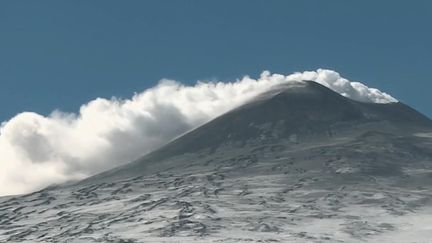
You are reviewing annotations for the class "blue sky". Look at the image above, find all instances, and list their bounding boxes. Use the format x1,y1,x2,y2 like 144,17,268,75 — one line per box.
1,1,431,121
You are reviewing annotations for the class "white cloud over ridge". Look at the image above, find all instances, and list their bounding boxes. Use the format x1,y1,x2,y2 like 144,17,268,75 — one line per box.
0,69,397,196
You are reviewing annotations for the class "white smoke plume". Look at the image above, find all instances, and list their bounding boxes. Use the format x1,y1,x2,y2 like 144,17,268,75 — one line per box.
0,69,397,196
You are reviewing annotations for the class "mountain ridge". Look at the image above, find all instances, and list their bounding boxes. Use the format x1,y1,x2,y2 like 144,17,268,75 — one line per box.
82,80,432,183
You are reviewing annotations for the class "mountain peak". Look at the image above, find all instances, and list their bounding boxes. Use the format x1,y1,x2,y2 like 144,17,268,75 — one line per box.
94,81,431,179
157,81,430,154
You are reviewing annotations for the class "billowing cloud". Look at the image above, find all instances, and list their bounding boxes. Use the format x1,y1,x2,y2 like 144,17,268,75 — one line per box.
0,69,397,196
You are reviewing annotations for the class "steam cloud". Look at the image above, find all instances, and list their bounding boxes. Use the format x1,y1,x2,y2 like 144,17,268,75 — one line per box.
0,69,397,196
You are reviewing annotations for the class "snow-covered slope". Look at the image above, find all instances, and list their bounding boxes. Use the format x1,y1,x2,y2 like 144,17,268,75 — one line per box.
1,81,432,242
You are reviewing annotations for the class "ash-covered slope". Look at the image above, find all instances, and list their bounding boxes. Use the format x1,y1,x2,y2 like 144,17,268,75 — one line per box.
1,81,432,243
89,80,432,181
157,81,430,154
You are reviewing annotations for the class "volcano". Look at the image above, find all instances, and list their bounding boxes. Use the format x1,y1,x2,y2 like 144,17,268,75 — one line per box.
1,81,432,242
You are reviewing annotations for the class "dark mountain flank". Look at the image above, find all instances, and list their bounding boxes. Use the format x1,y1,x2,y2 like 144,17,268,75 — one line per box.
86,81,431,182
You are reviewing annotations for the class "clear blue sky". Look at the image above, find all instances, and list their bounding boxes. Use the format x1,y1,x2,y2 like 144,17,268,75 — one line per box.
1,1,431,121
